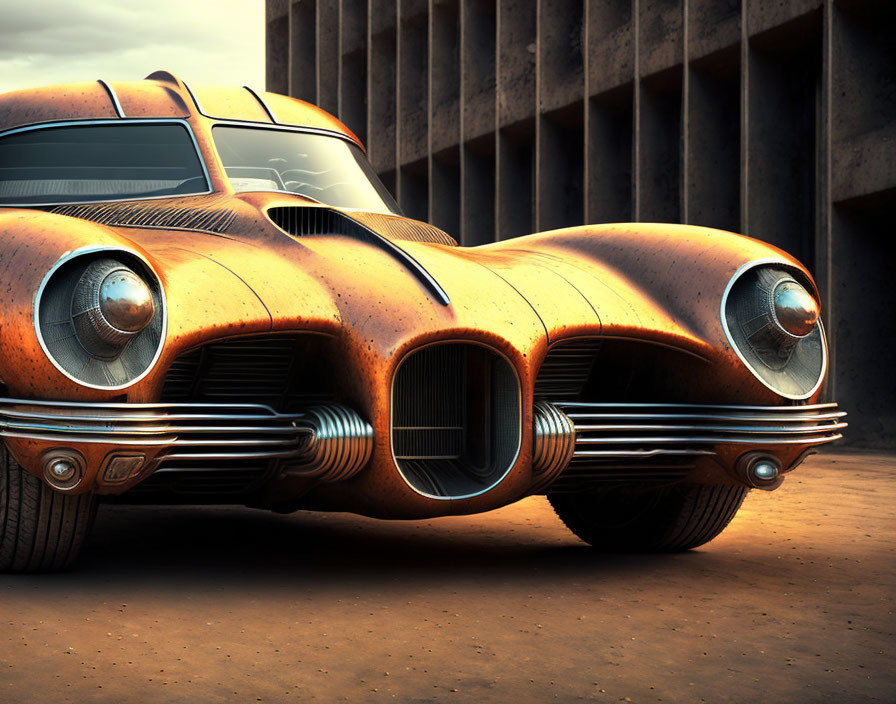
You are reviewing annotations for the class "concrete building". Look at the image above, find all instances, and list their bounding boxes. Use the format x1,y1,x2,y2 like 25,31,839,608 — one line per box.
265,0,894,448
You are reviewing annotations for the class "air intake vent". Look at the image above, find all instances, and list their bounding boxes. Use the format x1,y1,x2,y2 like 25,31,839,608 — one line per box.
267,206,457,246
52,199,236,234
160,333,336,411
535,339,601,400
392,343,521,499
347,211,457,246
267,206,367,237
267,206,452,306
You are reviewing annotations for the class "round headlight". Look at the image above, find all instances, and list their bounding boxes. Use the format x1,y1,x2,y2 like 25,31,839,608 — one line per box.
100,269,155,333
722,263,826,399
771,280,819,338
35,249,165,389
71,260,156,353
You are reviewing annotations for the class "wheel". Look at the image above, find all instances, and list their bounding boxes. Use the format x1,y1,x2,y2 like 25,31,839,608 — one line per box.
0,447,97,573
549,483,748,552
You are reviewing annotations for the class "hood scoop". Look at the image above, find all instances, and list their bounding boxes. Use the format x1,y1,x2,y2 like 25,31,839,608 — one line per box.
267,205,451,307
267,206,456,246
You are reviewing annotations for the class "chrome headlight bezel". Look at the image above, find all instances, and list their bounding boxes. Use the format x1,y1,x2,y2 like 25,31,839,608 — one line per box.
34,246,167,390
721,259,827,400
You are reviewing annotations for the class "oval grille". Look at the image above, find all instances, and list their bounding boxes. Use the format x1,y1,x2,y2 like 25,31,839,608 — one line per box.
391,343,520,499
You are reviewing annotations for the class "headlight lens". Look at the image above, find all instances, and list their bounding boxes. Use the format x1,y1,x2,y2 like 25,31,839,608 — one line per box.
99,268,156,333
723,264,826,399
771,279,819,338
35,250,165,389
71,259,156,356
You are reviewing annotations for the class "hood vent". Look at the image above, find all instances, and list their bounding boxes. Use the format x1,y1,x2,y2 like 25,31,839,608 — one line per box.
347,211,457,246
267,206,456,246
52,200,236,234
267,206,366,239
267,205,451,306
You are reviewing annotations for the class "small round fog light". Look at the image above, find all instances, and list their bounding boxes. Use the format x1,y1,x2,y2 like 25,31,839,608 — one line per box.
42,449,86,491
772,280,819,338
49,459,76,481
751,460,779,482
99,270,155,333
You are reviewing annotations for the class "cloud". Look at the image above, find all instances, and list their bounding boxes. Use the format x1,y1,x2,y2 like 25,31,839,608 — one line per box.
0,0,265,92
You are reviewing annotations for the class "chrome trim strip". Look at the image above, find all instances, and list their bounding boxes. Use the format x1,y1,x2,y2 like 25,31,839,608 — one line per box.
0,399,310,459
2,422,305,437
243,86,279,123
181,80,360,146
159,450,305,461
720,258,828,400
349,220,451,306
153,464,277,473
559,401,840,410
574,433,845,445
572,422,849,435
32,245,169,391
0,399,374,472
210,119,362,146
97,79,125,117
0,118,213,208
0,398,296,410
547,401,847,463
569,412,847,423
572,449,716,458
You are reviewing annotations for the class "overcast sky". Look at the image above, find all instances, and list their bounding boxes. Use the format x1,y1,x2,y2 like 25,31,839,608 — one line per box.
0,0,265,94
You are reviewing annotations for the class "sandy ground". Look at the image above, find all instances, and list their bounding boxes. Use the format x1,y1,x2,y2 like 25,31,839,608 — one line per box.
0,452,894,704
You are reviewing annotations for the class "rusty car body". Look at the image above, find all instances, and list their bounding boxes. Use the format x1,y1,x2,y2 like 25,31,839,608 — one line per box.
0,72,844,571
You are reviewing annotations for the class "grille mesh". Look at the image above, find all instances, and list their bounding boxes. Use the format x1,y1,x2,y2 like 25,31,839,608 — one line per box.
150,333,336,500
392,343,520,498
393,345,465,460
535,339,601,400
347,211,457,246
268,205,457,245
160,334,335,411
267,206,367,237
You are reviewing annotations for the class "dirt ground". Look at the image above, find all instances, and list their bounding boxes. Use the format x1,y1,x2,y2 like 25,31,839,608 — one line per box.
1,451,894,703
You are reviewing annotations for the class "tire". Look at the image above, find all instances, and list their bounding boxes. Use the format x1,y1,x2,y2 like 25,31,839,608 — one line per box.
0,447,97,573
549,483,748,552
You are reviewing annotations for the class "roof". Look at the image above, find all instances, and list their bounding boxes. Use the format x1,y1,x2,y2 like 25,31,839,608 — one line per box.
0,70,362,147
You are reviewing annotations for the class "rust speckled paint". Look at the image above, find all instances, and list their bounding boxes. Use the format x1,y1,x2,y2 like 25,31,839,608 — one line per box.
0,73,840,522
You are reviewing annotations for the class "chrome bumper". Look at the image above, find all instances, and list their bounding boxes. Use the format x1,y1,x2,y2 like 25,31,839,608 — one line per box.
533,401,846,490
0,398,373,490
560,401,846,454
0,399,311,459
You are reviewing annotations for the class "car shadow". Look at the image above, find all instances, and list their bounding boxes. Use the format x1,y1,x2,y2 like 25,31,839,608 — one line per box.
24,502,704,590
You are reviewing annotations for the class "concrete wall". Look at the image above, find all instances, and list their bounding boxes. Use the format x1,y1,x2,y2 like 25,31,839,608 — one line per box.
266,0,895,449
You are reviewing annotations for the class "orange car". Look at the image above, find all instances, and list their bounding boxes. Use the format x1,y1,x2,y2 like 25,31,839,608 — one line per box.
0,72,844,572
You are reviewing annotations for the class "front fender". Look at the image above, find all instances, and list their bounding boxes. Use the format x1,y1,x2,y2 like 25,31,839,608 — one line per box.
483,222,821,405
0,209,273,401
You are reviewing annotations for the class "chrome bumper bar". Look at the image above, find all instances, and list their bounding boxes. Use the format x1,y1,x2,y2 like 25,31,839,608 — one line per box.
533,401,846,488
0,399,311,460
0,399,374,488
562,401,846,455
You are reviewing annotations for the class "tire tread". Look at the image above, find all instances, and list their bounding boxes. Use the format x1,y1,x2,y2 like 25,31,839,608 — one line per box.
0,447,96,573
550,483,748,553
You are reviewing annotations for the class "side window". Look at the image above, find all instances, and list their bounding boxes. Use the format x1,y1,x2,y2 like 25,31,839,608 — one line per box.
0,123,209,205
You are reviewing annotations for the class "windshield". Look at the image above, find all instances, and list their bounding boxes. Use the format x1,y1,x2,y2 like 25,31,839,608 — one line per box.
0,123,209,205
212,126,401,215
